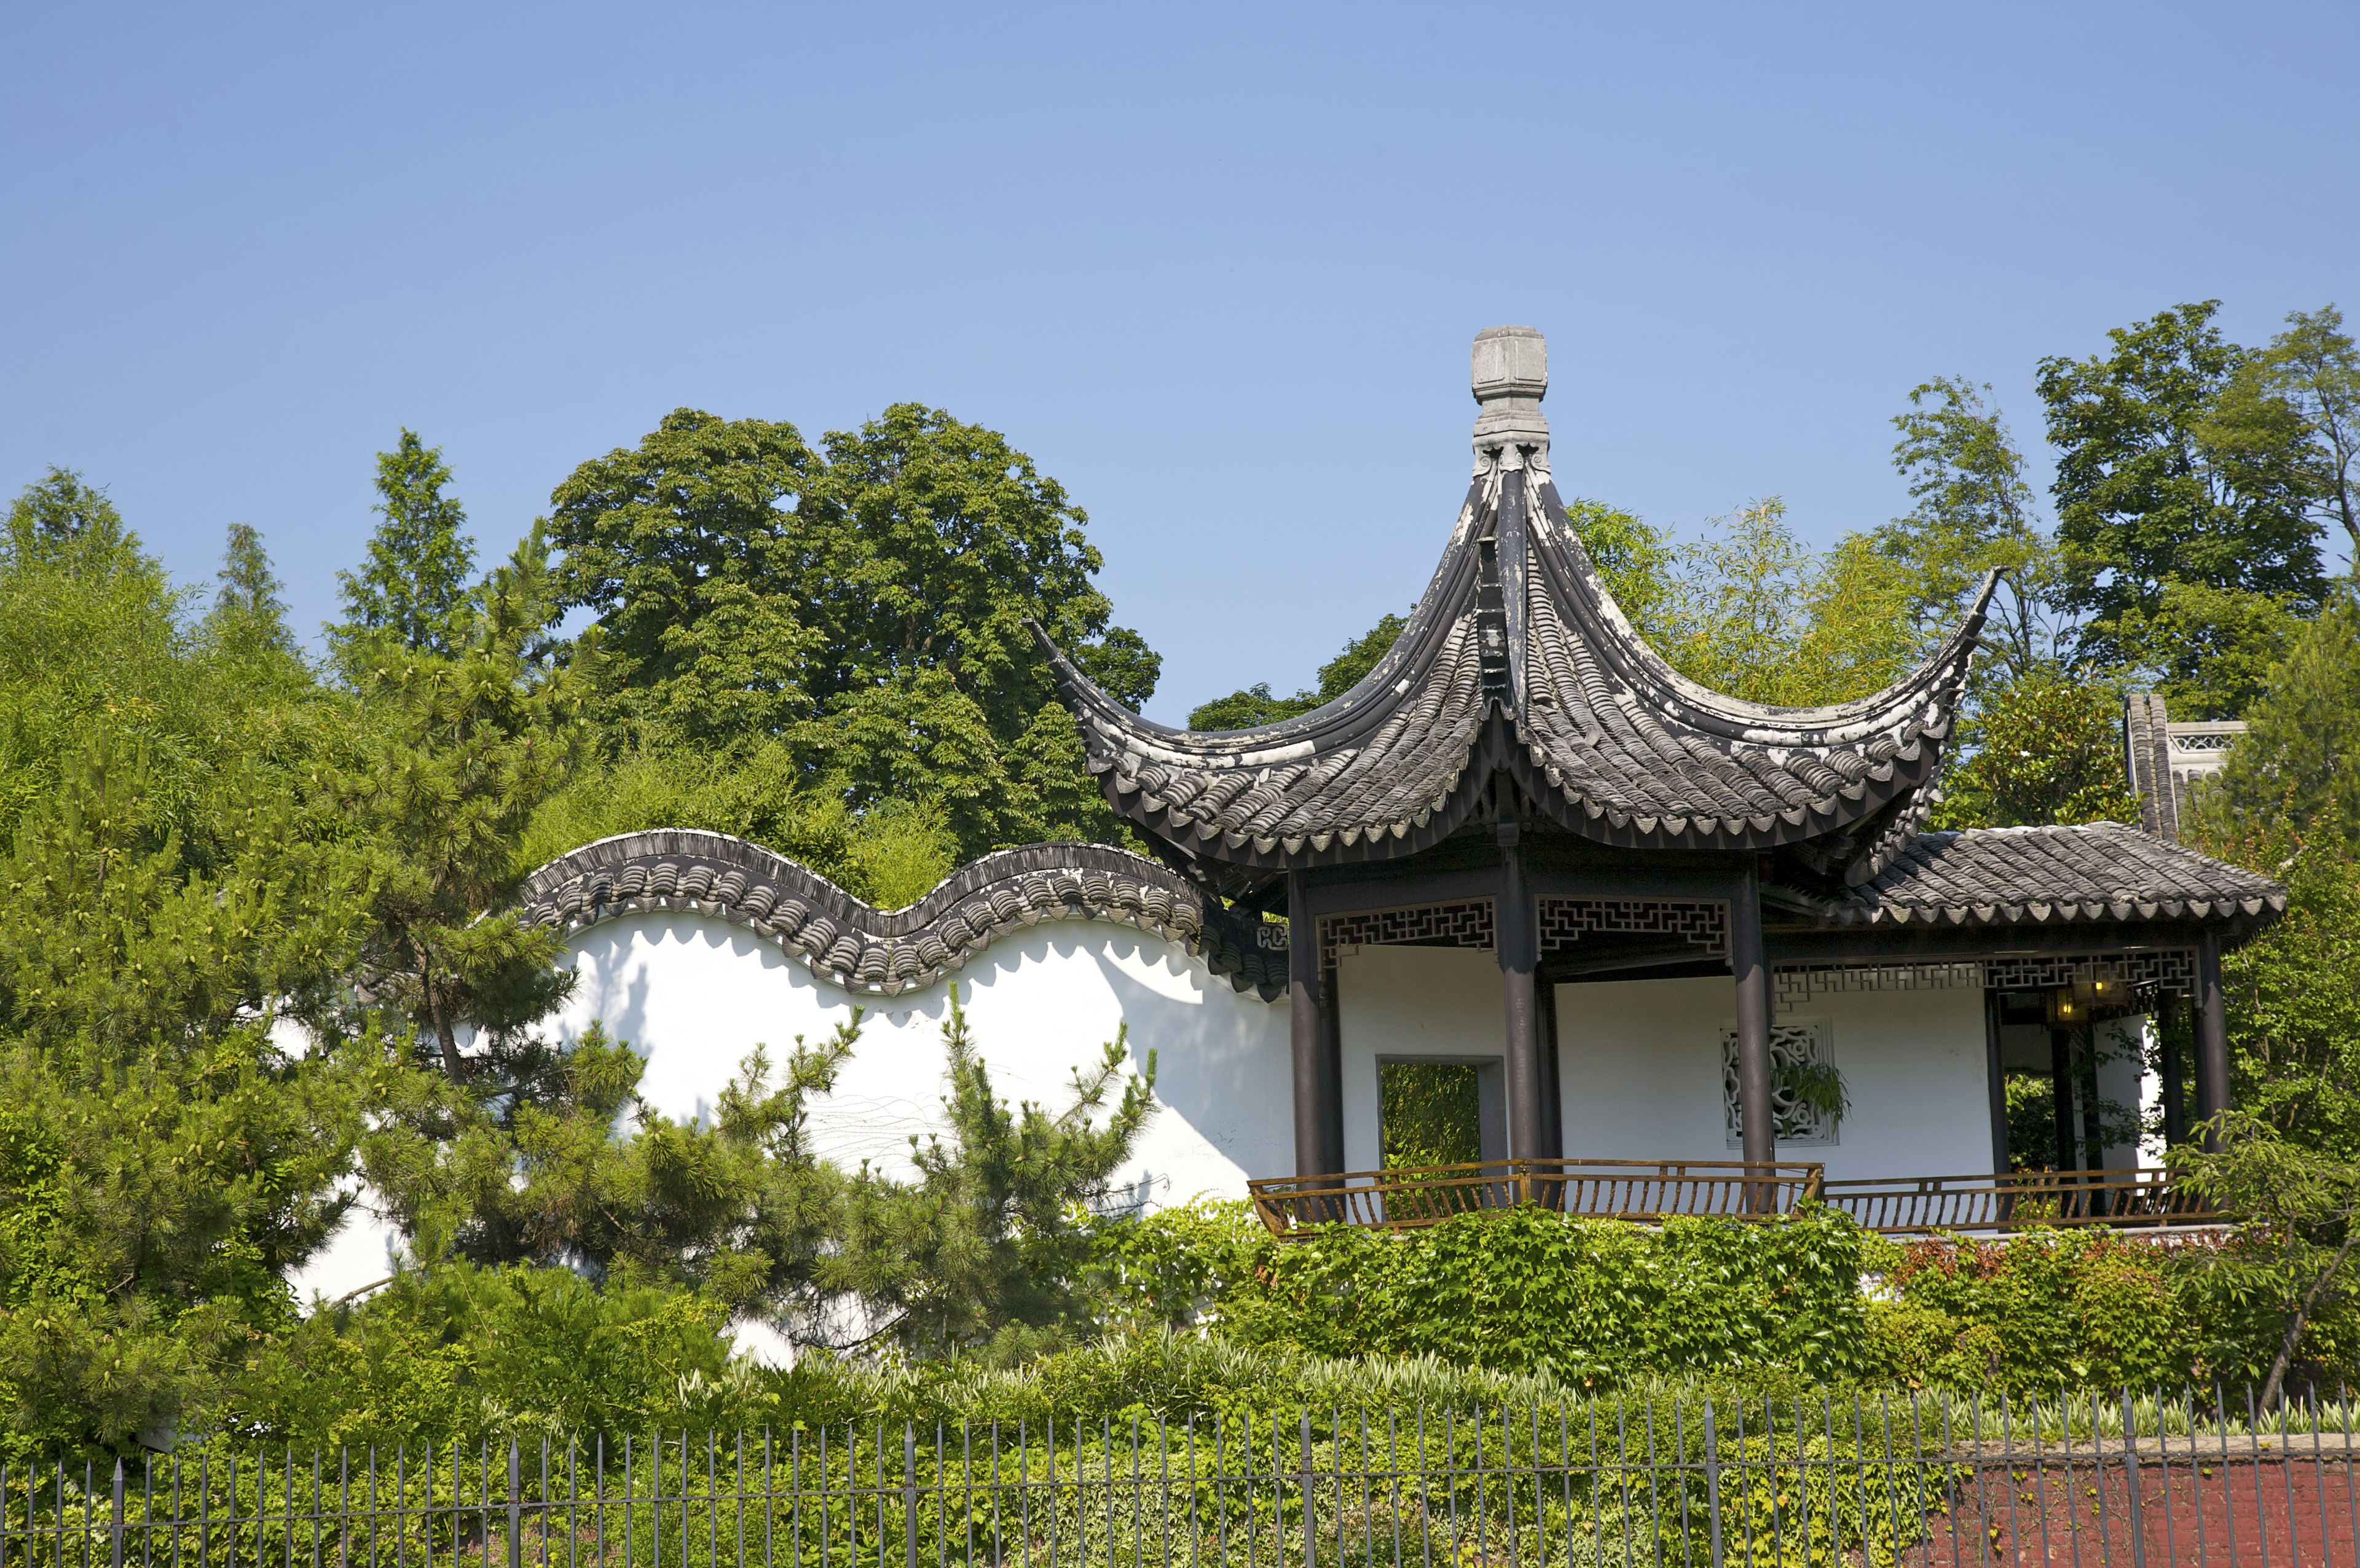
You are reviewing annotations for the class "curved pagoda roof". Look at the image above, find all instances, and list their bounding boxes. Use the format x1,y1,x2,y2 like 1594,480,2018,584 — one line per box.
1034,325,1997,894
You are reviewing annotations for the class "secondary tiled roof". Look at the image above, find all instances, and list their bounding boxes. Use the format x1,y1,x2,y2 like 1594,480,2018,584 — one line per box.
1784,823,2287,928
1034,447,1992,888
518,830,1288,1000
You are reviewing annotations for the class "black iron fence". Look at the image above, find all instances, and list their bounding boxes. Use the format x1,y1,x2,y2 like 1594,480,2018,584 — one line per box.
12,1389,2360,1566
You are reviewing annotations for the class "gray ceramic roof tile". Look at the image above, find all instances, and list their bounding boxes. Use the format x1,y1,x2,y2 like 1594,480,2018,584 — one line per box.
518,829,1288,1001
1796,823,2286,927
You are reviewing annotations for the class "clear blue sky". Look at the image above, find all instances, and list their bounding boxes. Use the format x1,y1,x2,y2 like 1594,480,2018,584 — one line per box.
6,4,2354,724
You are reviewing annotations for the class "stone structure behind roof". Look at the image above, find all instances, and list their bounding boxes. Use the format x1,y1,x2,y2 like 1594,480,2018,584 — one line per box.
2125,691,2248,842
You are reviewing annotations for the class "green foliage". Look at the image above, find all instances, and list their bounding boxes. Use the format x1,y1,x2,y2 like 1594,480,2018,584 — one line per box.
1562,497,1677,641
2198,582,2360,848
2038,300,2329,717
519,745,958,909
332,430,479,664
203,523,296,659
2203,834,2360,1156
1654,500,1918,708
326,523,592,1078
1094,1202,1877,1386
1875,377,2064,683
1930,664,2140,829
2260,304,2360,561
1379,1062,1483,1169
825,988,1158,1360
2176,1111,2360,1408
547,406,1157,860
232,1260,738,1448
1187,612,1409,731
1868,1231,2209,1393
0,479,372,1453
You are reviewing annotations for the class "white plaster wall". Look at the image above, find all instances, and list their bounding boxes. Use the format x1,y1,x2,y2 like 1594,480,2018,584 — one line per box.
1337,944,1505,1173
1553,978,1998,1182
288,914,1292,1322
554,912,1293,1202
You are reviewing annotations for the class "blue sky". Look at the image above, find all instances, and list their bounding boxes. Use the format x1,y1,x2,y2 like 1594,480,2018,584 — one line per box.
5,4,2354,724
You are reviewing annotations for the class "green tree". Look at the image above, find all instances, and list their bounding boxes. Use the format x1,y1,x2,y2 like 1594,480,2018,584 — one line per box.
0,499,371,1451
331,525,591,1081
2259,305,2360,562
1656,500,1917,707
2177,1111,2360,1410
1874,377,2064,682
1,468,130,571
824,988,1155,1360
1931,664,2139,829
332,431,479,662
547,409,820,747
548,406,1156,858
2037,301,2329,715
205,522,297,659
2198,584,2360,848
1564,497,1677,641
1189,611,1409,731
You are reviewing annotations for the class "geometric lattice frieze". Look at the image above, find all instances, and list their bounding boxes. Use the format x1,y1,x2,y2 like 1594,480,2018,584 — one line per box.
1723,1021,1838,1147
1320,900,1496,995
1980,949,2197,998
1538,896,1727,960
1772,949,2199,1012
1771,962,1986,1010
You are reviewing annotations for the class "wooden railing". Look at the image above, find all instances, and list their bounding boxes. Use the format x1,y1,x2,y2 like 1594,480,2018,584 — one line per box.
1817,1167,2217,1234
1245,1158,1826,1238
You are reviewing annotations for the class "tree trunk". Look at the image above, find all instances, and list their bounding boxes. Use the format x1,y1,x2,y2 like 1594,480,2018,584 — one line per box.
426,974,464,1082
2262,1229,2360,1413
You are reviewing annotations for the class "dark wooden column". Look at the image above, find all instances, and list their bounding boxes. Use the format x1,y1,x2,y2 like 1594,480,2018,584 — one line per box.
1497,819,1544,1162
2196,930,2231,1151
1730,861,1774,1182
2049,1025,2077,1173
2161,996,2188,1149
1982,989,2011,1174
1287,872,1342,1179
1535,968,1564,1163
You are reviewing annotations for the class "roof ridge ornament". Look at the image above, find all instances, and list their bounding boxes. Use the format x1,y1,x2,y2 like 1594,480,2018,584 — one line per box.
1471,324,1549,458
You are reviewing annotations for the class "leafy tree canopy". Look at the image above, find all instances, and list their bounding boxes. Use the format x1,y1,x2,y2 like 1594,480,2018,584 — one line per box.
548,406,1158,860
1873,377,2065,685
1930,665,2139,830
2199,582,2360,849
2038,300,2329,716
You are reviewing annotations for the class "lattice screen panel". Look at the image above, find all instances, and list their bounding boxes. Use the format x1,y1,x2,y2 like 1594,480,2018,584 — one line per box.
1772,950,2198,1010
1319,900,1496,999
1536,897,1727,960
1722,1022,1838,1147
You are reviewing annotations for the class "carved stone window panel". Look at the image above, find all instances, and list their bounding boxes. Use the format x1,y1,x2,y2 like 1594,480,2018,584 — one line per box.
1537,898,1728,961
1723,1021,1838,1147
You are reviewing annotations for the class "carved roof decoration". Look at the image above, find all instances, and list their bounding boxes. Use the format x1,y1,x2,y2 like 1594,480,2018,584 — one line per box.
1776,823,2287,929
517,829,1290,1001
1031,326,1997,892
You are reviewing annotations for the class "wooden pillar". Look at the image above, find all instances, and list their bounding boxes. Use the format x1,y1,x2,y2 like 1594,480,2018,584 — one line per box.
1497,819,1544,1164
2049,1025,2077,1173
1287,873,1342,1180
1730,861,1774,1190
2197,930,2230,1151
2161,996,2188,1149
1982,989,2010,1175
1535,968,1564,1164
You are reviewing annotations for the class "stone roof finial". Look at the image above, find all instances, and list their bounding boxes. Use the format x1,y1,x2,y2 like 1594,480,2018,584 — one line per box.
1471,324,1549,455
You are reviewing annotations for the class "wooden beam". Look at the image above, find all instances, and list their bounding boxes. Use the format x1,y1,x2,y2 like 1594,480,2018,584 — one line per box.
1287,872,1341,1180
1497,817,1544,1162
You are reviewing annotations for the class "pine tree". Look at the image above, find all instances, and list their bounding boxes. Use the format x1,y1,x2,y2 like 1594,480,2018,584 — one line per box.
205,522,297,656
332,430,477,664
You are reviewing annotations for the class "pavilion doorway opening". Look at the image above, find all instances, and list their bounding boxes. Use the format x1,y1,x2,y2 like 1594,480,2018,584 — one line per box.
1377,1056,1506,1170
